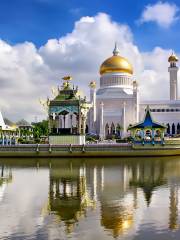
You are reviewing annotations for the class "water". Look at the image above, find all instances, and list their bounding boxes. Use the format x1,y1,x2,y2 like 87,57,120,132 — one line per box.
1,157,180,240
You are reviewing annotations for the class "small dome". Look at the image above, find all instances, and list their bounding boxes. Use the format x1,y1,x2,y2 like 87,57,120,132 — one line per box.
168,53,178,62
99,44,133,75
89,81,96,89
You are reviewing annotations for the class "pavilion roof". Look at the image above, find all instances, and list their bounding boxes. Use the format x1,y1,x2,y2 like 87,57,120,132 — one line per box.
128,106,166,130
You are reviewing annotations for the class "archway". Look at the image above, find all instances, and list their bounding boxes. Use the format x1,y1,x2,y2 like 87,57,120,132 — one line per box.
85,125,89,134
177,123,180,134
172,123,175,135
116,124,121,137
105,123,110,137
111,123,115,135
145,129,152,141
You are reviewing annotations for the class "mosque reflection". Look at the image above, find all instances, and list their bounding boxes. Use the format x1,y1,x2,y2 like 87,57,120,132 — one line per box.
47,159,180,237
1,157,180,237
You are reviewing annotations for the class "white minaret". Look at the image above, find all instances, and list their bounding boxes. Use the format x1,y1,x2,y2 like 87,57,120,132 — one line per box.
89,81,97,133
168,52,179,100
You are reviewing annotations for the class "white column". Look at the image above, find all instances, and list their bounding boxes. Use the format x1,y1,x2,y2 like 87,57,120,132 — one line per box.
99,102,104,140
122,102,126,138
169,63,179,100
89,87,97,133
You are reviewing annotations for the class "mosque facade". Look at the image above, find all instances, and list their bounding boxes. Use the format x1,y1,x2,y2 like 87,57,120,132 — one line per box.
88,44,180,138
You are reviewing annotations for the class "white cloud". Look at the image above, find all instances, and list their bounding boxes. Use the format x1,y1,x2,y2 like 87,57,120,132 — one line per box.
0,13,178,122
139,1,179,28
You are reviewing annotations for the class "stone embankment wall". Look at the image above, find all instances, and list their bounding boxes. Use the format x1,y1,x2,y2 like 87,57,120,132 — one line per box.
0,141,180,157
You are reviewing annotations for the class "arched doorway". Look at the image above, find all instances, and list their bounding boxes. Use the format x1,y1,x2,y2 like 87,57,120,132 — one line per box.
172,123,175,135
111,123,115,135
177,123,180,134
85,125,89,134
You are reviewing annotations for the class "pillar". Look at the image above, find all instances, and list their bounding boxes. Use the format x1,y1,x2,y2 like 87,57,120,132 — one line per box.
122,102,126,138
70,114,73,134
82,116,86,135
168,54,179,100
89,82,97,133
99,102,104,140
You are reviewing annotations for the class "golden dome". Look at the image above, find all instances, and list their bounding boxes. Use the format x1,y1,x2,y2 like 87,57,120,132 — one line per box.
168,53,178,62
99,44,133,75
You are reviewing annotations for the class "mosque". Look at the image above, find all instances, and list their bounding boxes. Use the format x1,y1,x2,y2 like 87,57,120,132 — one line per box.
88,44,180,139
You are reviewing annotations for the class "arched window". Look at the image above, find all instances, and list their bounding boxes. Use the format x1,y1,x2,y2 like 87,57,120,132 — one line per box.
155,130,161,137
145,129,152,141
105,123,110,137
116,124,121,137
111,123,115,135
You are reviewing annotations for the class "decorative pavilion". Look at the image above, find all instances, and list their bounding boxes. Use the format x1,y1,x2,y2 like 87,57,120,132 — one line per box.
128,106,167,144
48,76,91,145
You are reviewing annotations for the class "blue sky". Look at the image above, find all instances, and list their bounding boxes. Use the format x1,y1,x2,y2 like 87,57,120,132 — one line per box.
0,0,180,121
0,0,180,52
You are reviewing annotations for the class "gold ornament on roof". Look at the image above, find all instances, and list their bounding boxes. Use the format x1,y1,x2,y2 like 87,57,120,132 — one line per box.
62,76,72,81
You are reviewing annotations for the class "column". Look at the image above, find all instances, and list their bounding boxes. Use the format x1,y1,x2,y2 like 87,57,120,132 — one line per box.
82,116,86,135
168,58,179,100
78,114,82,135
122,102,126,138
89,86,97,133
99,102,104,140
70,114,73,134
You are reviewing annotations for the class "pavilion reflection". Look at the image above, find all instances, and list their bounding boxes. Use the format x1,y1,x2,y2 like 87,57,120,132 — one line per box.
129,161,166,206
48,164,94,233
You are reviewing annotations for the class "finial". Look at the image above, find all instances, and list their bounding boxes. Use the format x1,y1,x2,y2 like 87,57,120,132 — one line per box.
113,42,120,56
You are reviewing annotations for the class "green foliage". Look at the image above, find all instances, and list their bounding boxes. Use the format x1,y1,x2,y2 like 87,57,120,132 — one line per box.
86,136,97,142
32,120,48,139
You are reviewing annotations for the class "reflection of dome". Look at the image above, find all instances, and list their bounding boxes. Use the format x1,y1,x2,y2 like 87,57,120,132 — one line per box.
168,53,178,62
100,44,133,75
101,204,134,238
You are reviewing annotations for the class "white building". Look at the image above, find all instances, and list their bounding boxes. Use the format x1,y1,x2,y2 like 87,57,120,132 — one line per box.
88,44,179,138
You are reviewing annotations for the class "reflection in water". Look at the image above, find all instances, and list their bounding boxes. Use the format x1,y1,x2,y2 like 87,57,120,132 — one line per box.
1,157,180,239
0,165,12,202
130,161,166,206
49,164,94,233
169,184,179,230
